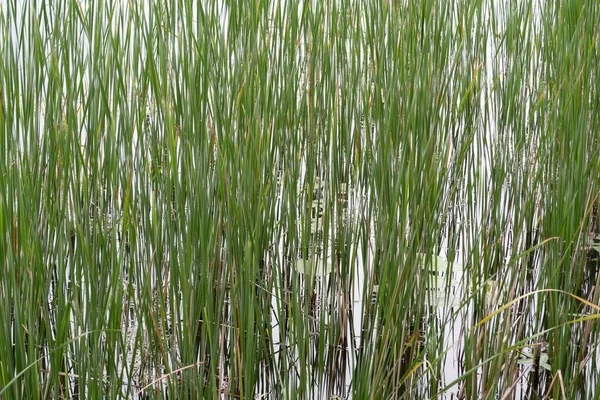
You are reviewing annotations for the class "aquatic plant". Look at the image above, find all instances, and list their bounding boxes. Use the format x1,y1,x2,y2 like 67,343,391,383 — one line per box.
0,0,599,398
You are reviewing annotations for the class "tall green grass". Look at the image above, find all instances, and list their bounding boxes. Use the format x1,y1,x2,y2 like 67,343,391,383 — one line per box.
1,0,599,398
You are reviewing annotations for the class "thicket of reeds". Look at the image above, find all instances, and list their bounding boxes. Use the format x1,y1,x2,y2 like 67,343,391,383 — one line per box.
1,0,599,398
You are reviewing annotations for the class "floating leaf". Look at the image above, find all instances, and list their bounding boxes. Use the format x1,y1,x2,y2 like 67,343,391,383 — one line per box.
293,258,332,277
518,350,551,371
417,254,465,308
417,253,465,274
